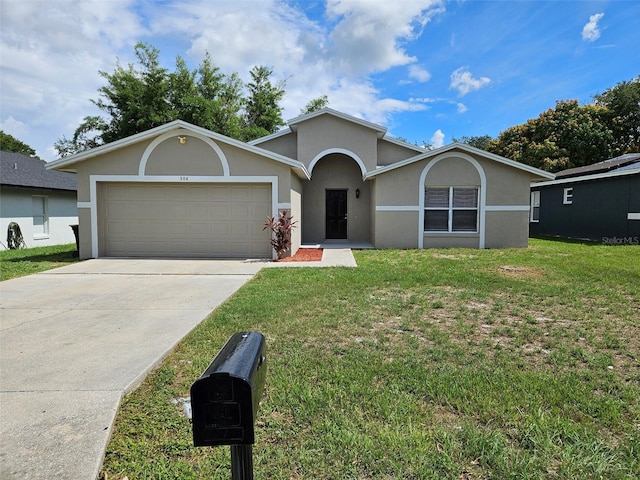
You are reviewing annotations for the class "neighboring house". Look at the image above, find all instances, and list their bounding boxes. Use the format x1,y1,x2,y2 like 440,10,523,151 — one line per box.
1,150,78,250
47,109,553,259
529,153,640,244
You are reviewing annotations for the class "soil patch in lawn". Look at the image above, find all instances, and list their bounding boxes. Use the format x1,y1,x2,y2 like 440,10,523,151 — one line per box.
275,248,323,262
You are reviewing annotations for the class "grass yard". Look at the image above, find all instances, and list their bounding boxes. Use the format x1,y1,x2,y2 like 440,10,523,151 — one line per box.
0,243,79,281
100,239,639,479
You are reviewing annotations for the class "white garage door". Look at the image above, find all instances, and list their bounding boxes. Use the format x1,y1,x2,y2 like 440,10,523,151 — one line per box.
99,183,272,258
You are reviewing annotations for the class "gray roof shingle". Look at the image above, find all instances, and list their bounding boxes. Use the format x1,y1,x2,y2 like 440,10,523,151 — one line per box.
555,153,640,179
0,151,76,191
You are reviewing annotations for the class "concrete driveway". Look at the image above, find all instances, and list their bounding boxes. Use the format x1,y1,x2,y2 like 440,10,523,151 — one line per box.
0,258,265,480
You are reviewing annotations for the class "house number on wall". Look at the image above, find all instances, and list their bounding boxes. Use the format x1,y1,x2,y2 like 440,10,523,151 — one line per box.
179,176,189,182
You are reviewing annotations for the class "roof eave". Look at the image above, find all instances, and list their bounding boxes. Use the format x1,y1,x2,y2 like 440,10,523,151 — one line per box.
46,120,192,172
380,135,429,153
247,127,292,146
532,166,639,187
365,143,555,181
47,120,310,179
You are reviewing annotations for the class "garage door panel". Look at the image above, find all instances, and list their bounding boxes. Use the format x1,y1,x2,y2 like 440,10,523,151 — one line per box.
211,204,231,217
100,183,271,258
189,223,211,235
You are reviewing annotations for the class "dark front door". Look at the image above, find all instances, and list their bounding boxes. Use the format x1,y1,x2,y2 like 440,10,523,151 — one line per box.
326,189,348,239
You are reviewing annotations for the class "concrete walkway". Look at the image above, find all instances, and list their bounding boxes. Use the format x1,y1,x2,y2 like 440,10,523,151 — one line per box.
0,250,357,479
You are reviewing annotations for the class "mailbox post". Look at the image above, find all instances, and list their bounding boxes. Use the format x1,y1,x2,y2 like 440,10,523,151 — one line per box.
191,332,266,480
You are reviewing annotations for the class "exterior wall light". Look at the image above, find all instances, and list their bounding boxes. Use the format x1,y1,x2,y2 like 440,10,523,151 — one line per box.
178,135,187,144
355,188,360,198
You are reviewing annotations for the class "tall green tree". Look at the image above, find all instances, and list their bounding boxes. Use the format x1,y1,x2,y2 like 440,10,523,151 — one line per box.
487,100,614,172
593,76,640,154
242,66,286,141
55,44,286,156
0,131,38,157
192,54,244,138
96,43,171,143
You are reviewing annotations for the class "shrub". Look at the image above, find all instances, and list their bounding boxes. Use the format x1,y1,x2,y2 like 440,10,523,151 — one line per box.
263,210,297,260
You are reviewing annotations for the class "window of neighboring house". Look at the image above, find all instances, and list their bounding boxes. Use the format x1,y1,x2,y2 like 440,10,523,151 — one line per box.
530,191,540,222
424,187,478,232
33,196,49,237
563,187,573,205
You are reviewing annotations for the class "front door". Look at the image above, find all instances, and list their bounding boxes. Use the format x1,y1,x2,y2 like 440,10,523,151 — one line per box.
326,189,348,239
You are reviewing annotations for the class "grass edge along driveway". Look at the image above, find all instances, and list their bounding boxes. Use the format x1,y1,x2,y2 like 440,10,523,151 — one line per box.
98,239,639,479
0,243,78,281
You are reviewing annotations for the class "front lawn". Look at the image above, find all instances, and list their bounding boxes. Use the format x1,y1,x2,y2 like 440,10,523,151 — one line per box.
0,243,79,281
101,239,640,479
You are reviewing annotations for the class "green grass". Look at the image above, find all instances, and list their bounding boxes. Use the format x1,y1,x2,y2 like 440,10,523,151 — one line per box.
100,239,640,479
0,243,79,281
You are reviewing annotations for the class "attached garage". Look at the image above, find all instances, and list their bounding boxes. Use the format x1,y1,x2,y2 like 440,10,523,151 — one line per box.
46,121,308,259
98,182,272,258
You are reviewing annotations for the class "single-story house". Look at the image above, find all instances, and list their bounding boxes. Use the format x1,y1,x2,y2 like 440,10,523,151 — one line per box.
47,108,553,259
1,150,78,250
529,153,640,244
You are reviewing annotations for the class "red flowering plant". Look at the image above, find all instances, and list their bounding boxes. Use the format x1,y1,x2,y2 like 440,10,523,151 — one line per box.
263,210,297,260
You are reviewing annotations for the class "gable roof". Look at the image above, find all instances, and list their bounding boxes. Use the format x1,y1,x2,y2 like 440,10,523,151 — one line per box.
554,153,640,179
365,142,555,180
47,120,311,179
1,150,76,191
287,108,388,137
250,109,427,155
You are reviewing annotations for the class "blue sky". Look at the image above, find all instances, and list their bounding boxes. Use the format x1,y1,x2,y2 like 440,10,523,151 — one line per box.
1,0,638,160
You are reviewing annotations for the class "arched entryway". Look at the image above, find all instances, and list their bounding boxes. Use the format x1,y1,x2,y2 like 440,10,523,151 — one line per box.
303,152,371,244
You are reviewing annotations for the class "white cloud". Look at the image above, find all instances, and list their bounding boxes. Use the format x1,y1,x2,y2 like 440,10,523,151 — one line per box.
456,103,468,113
0,0,144,158
449,67,490,97
430,129,445,148
325,0,445,75
0,0,447,160
408,65,432,82
0,116,28,139
582,13,605,42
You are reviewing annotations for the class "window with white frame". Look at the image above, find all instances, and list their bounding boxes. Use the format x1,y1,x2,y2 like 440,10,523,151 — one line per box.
32,196,49,237
530,191,540,222
424,187,479,232
563,187,573,205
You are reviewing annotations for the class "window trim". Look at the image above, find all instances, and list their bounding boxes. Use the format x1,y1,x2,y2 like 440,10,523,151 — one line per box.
530,190,540,223
32,195,49,239
424,186,479,233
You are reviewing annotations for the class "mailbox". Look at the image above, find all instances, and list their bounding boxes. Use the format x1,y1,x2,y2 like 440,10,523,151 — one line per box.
191,331,266,447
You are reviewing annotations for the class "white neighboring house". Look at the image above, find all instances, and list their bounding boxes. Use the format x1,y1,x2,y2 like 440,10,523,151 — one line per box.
1,151,78,250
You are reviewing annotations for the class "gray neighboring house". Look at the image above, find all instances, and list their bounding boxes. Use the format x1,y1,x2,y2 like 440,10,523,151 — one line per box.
48,108,554,259
529,153,640,244
0,151,78,250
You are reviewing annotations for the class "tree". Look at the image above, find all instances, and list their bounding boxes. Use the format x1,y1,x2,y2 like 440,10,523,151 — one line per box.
96,43,172,144
487,100,614,172
300,95,329,115
593,76,640,154
54,116,107,157
56,44,287,156
0,131,37,157
242,66,286,141
452,135,493,151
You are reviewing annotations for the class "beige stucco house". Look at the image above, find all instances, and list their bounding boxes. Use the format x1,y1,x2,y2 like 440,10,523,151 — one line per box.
48,108,554,259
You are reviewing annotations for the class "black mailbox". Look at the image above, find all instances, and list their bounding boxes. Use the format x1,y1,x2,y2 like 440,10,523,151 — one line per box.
191,331,266,447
